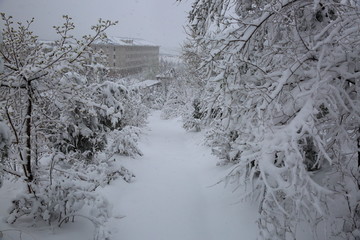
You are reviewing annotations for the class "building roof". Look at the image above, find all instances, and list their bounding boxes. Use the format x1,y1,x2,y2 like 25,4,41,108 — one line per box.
94,36,159,47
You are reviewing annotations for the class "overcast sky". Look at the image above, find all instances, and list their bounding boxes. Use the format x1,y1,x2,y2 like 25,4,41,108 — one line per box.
0,0,193,52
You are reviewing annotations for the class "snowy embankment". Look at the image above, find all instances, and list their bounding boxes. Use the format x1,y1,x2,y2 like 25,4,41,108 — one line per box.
0,110,259,240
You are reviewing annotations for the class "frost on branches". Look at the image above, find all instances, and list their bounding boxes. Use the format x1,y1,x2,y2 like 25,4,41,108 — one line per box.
0,14,146,238
182,0,360,239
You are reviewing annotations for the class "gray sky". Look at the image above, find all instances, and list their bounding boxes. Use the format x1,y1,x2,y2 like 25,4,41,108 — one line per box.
0,0,192,52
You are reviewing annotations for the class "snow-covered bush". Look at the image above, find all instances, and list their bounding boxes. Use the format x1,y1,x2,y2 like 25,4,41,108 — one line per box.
7,155,112,239
7,177,110,226
108,126,143,157
140,87,165,110
121,88,149,128
182,98,203,132
205,125,241,165
161,84,187,119
54,76,148,161
183,0,360,238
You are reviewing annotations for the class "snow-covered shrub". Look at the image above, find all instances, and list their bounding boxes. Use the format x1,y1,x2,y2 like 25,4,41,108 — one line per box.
205,126,241,165
161,86,187,119
7,178,110,226
90,80,127,130
7,169,112,240
182,98,203,132
121,89,149,128
182,116,201,132
141,89,165,110
54,77,147,162
108,126,143,157
55,80,125,160
6,151,135,238
57,104,107,160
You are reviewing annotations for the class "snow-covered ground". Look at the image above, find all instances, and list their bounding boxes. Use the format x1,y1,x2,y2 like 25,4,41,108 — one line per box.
102,111,259,240
0,110,259,240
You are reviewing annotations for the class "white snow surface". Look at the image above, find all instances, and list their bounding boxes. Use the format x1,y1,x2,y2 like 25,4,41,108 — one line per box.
102,111,259,240
0,111,259,240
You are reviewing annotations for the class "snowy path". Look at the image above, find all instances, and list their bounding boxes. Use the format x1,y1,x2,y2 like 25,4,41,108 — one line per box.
103,111,258,240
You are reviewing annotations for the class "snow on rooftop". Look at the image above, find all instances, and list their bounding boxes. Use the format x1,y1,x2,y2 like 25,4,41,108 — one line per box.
94,36,159,47
38,37,159,47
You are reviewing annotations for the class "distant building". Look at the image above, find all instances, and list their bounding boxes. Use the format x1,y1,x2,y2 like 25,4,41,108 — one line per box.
91,37,160,76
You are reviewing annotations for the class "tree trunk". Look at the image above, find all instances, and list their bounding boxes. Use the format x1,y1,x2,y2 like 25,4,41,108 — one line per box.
25,87,34,185
357,127,359,169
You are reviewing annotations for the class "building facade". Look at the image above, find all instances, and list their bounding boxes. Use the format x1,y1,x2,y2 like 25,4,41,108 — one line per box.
92,37,160,76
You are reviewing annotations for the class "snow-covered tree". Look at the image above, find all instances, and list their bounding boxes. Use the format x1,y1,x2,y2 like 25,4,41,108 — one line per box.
180,33,207,131
0,14,146,238
159,41,207,131
0,13,116,185
181,0,360,238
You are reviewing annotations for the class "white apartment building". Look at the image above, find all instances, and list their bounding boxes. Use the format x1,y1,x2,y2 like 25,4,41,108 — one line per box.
92,37,160,76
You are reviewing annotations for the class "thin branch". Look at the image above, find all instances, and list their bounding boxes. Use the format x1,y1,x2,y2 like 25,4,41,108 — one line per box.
1,167,22,177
